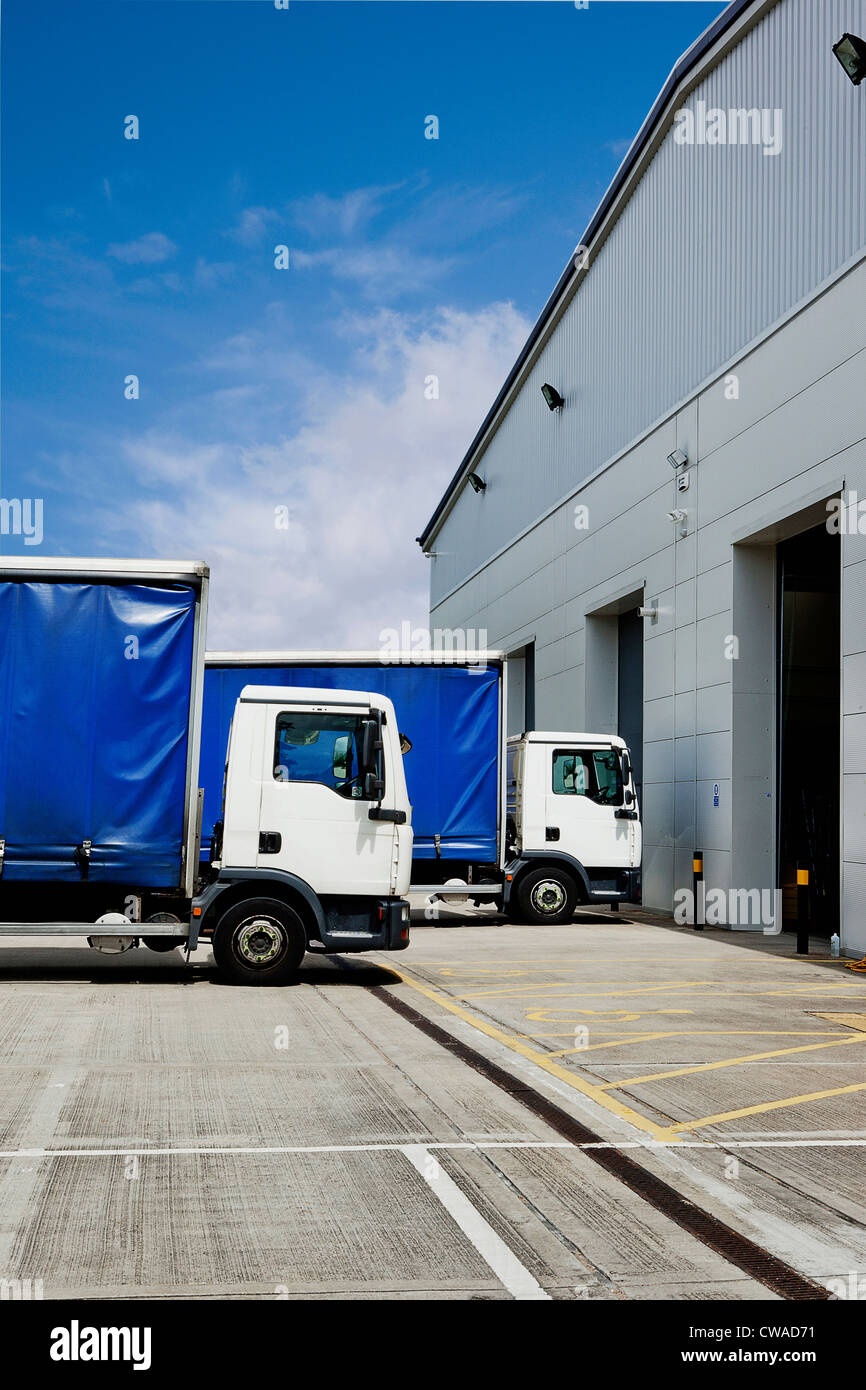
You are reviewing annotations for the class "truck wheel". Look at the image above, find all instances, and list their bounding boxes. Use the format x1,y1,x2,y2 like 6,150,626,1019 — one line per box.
517,867,578,925
213,898,306,985
143,911,185,952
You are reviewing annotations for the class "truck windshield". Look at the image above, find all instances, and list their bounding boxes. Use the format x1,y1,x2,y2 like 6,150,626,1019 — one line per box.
552,749,623,807
274,712,369,798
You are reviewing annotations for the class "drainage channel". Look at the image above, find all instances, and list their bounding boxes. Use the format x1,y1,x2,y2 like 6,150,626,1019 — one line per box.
371,982,830,1302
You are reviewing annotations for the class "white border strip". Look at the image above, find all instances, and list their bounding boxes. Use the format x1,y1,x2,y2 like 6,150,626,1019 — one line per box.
5,1137,866,1158
402,1145,550,1301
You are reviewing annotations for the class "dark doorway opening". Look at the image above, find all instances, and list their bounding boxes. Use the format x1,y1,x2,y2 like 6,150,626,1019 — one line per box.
524,641,536,732
618,609,644,805
777,524,840,935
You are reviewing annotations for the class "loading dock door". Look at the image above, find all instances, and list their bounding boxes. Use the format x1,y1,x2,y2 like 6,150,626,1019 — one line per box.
618,609,644,806
777,524,840,935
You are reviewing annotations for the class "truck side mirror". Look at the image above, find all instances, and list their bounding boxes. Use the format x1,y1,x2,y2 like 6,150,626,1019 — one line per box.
361,717,383,769
621,753,631,783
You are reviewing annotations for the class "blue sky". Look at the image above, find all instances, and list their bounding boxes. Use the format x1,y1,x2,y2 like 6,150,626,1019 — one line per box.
2,0,726,646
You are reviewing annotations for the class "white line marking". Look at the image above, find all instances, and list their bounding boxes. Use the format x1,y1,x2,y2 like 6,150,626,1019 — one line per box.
3,1136,866,1161
401,1145,551,1301
0,1066,81,1272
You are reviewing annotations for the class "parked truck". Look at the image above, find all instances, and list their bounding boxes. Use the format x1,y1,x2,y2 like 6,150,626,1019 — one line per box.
202,653,642,924
0,561,412,983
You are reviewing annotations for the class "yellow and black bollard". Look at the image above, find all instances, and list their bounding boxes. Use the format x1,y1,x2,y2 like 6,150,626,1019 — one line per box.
693,850,704,931
796,863,809,955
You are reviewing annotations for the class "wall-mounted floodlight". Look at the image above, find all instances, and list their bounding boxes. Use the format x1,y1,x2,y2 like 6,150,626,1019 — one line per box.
667,448,689,470
467,472,487,494
833,32,866,85
666,507,688,539
541,383,565,412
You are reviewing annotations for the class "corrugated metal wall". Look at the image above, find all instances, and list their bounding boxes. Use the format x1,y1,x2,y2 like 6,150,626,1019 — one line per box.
430,0,866,605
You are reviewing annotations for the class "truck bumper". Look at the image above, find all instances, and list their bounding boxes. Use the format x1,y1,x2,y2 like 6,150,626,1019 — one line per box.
320,898,410,952
593,868,641,903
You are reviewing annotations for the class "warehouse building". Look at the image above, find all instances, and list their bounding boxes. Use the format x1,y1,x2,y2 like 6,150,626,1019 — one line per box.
418,0,866,950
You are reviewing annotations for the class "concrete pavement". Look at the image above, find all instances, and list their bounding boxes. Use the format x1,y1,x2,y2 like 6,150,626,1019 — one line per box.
0,908,863,1299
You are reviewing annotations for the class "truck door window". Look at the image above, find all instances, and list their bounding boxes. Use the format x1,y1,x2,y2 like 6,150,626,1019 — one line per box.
274,713,367,797
552,749,623,807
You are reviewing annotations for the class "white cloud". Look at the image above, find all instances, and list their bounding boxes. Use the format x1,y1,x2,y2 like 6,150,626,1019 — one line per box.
107,231,177,264
292,244,454,298
289,184,402,240
96,301,529,649
225,206,281,247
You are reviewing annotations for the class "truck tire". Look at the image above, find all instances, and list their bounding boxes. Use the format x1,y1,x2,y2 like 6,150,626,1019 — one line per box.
143,911,185,952
517,866,578,925
212,897,306,985
142,936,185,953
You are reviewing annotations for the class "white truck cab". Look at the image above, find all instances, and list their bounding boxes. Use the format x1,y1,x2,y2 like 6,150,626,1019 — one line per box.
193,686,413,982
504,732,641,923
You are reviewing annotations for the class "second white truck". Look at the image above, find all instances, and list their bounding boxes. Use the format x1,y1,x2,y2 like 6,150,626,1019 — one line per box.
202,653,642,928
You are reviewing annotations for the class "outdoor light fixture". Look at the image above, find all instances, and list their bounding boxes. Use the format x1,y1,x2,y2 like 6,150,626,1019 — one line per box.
833,32,866,85
467,472,487,494
541,383,565,412
666,507,688,539
667,448,689,470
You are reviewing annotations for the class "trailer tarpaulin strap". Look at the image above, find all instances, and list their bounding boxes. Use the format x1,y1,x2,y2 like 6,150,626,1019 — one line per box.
0,579,197,886
200,662,501,864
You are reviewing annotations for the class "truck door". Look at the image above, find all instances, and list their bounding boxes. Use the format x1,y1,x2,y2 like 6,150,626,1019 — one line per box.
545,746,633,870
257,703,398,896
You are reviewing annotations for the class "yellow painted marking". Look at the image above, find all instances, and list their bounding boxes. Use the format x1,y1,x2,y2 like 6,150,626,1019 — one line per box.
534,1030,850,1039
435,960,714,974
547,1031,687,1057
668,1078,866,1134
380,963,678,1143
524,1007,695,1024
812,1013,866,1032
459,981,712,1000
454,983,866,1004
544,1030,852,1057
599,1034,866,1090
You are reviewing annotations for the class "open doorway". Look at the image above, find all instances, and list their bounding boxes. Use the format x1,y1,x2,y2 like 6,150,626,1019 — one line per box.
618,609,644,806
776,523,840,935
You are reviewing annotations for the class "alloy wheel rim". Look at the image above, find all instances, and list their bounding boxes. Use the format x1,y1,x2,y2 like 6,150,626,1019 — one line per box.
235,916,285,967
531,880,566,914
